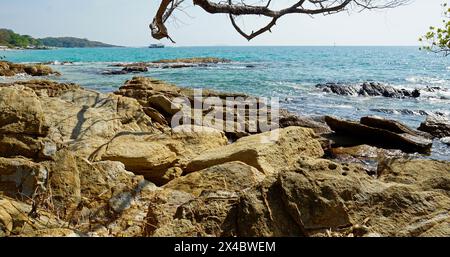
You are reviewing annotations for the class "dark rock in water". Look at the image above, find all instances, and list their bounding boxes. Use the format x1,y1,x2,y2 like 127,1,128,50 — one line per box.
316,83,359,96
246,65,256,68
418,116,450,138
151,57,231,64
103,70,128,75
325,116,432,154
360,116,432,139
422,86,449,92
359,82,420,98
42,61,74,66
161,64,195,69
103,66,148,75
122,66,148,73
316,82,420,98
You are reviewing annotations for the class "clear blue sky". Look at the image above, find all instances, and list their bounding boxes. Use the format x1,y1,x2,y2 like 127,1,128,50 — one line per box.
0,0,445,46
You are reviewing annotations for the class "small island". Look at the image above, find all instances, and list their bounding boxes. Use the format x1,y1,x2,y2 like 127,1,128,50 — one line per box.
0,28,117,49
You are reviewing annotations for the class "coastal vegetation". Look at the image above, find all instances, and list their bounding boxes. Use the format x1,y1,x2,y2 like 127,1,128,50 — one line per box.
0,29,43,48
420,3,450,56
0,28,115,49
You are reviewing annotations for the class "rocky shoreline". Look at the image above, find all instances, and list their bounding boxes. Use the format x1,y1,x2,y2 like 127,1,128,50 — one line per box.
0,61,449,237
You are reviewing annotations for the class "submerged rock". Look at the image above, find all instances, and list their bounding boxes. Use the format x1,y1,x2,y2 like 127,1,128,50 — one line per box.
151,57,231,64
370,108,445,117
103,66,149,75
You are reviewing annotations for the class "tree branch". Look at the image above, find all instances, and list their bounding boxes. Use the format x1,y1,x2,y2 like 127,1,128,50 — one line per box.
151,0,410,42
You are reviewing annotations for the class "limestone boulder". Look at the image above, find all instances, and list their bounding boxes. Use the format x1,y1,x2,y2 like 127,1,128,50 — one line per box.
43,150,82,219
91,125,228,185
144,188,194,236
0,61,60,77
0,196,66,237
0,79,82,97
38,85,159,158
158,190,240,237
237,157,450,237
164,161,265,197
0,157,48,201
185,126,324,174
0,86,47,135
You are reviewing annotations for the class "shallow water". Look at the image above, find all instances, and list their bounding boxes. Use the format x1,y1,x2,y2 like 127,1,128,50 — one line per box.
1,46,449,160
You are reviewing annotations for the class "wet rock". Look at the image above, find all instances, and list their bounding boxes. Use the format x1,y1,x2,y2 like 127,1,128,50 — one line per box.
325,116,432,154
317,82,420,98
418,115,450,138
185,127,324,175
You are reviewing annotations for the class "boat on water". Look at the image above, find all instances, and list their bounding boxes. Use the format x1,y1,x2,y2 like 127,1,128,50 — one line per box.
149,44,164,48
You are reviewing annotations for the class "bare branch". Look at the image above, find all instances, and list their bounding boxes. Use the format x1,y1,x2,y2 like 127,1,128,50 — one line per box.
151,0,411,42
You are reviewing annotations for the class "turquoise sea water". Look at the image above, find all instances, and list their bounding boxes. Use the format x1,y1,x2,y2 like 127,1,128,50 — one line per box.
1,46,450,159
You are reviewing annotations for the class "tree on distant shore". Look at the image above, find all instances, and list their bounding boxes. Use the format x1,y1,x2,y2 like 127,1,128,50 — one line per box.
420,3,450,56
151,0,410,42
